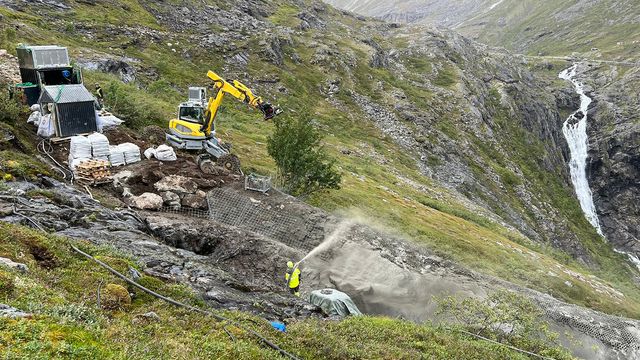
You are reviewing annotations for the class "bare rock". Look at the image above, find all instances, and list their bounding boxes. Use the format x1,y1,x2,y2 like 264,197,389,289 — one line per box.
181,190,207,209
144,311,160,320
128,193,163,210
161,191,181,208
0,257,28,273
0,304,32,319
154,175,198,194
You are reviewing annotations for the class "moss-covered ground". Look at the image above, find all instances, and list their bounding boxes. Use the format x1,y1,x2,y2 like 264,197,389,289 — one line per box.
0,0,638,323
0,223,574,359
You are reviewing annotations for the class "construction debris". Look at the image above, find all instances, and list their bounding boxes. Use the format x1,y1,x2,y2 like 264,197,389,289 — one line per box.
127,192,163,210
245,173,271,193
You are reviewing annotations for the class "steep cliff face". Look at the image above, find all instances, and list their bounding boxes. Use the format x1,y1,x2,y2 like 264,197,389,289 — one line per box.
579,64,640,258
323,0,493,26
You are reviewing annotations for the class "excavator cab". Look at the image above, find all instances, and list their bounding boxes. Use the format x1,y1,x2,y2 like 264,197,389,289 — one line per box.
178,103,206,124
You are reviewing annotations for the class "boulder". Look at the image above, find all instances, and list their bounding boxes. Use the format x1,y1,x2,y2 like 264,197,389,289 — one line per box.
161,191,181,208
0,257,28,273
154,175,198,194
181,190,207,209
0,304,31,319
128,193,163,210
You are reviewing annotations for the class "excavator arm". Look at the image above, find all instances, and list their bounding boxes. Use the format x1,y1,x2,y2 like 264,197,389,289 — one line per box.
201,70,280,136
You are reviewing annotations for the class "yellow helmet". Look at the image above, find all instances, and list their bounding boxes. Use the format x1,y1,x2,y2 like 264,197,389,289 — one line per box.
287,261,294,268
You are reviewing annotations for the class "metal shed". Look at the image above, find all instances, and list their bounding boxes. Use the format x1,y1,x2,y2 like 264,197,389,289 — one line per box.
17,45,70,69
39,85,98,137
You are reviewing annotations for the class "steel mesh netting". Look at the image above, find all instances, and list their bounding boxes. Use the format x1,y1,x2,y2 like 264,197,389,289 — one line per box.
541,306,640,353
207,188,316,252
158,206,210,219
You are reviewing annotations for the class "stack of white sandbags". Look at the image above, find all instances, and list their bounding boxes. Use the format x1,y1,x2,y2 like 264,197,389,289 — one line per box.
27,104,41,126
108,145,126,166
96,112,124,132
118,143,141,164
88,133,110,161
144,144,177,161
68,136,92,170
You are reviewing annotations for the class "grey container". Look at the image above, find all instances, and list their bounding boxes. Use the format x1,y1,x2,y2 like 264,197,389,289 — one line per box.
17,45,70,70
39,85,98,137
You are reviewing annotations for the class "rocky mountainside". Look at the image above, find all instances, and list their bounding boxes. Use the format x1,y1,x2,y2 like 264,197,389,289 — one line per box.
325,0,640,58
324,0,496,27
1,0,639,312
579,64,640,259
0,0,640,357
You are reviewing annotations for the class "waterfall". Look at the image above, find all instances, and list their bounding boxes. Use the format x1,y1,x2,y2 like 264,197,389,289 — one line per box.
559,65,604,237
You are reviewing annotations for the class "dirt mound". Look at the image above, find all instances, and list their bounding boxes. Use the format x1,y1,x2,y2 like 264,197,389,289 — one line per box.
120,158,227,196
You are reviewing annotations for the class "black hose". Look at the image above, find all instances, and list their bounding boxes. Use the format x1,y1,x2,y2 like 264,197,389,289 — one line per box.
70,245,301,360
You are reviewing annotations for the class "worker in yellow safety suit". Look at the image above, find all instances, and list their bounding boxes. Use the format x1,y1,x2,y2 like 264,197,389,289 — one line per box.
285,261,301,297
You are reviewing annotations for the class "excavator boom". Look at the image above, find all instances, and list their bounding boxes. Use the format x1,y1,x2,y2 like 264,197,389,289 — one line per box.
201,71,280,135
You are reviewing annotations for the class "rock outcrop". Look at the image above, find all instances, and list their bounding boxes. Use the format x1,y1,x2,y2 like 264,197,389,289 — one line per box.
579,64,640,259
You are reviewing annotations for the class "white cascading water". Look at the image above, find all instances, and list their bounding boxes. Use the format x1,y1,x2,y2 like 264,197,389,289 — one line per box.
559,65,604,237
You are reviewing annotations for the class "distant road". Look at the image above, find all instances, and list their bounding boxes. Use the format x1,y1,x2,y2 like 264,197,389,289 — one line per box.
485,51,640,66
519,54,640,67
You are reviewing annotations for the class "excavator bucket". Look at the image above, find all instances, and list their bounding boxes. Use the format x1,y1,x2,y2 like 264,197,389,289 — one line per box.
260,102,282,120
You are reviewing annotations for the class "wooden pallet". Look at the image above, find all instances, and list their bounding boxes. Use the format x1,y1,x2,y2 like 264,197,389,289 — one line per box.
75,176,113,186
76,159,110,170
50,132,93,144
74,159,112,183
77,170,110,178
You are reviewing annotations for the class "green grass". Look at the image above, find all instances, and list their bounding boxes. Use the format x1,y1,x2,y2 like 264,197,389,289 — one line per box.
456,0,640,59
0,222,573,359
1,0,639,322
269,3,301,28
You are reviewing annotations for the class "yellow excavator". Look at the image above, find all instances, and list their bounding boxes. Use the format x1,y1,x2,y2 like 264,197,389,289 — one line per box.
166,70,281,173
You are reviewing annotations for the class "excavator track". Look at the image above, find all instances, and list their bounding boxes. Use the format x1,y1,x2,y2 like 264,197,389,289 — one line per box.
216,154,241,175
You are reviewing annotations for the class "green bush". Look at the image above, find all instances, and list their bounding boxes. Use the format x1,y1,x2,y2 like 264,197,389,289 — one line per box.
0,270,15,296
267,112,341,197
0,86,21,125
103,82,166,129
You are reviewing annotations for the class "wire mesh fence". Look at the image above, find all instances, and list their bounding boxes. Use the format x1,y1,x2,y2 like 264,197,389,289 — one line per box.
207,187,317,251
159,206,210,219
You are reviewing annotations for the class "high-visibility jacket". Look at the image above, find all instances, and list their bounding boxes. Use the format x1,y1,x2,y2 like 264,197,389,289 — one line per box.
285,267,301,288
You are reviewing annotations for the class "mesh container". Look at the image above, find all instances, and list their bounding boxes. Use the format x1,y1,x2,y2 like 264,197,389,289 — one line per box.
244,173,272,193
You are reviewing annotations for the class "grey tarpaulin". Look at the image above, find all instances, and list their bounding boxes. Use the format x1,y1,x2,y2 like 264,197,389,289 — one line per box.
308,289,362,317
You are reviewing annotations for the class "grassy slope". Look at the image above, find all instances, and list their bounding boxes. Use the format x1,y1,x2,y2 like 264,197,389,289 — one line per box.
0,222,567,359
457,0,640,58
0,0,638,321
